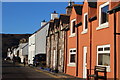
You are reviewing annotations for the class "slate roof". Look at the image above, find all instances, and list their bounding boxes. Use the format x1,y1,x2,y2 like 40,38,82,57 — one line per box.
49,20,54,31
54,18,59,27
73,4,83,15
87,0,97,8
88,2,97,8
59,14,70,24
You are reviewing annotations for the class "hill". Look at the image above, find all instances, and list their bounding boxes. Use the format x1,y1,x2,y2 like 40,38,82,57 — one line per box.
1,34,32,58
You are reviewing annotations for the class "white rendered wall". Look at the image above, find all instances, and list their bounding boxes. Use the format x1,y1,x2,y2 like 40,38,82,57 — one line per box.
28,34,36,64
35,23,49,55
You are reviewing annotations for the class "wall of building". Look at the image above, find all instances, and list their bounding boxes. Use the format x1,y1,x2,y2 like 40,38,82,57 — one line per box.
65,7,77,76
22,43,28,56
35,23,49,55
65,1,120,79
28,34,35,64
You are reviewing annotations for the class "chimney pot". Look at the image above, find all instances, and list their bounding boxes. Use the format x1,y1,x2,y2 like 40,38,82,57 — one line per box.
51,11,58,20
41,20,47,27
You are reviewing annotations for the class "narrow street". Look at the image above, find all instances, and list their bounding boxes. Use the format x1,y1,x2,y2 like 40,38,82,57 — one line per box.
2,60,56,80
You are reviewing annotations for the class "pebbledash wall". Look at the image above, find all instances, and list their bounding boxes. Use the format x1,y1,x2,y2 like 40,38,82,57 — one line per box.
64,0,120,79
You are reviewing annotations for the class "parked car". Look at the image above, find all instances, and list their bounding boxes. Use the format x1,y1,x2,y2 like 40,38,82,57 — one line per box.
33,56,39,67
33,54,46,67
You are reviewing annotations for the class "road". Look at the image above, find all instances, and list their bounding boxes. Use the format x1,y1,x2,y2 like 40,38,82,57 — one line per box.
2,60,57,80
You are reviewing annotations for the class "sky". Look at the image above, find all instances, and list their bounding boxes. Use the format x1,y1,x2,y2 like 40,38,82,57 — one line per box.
2,2,83,34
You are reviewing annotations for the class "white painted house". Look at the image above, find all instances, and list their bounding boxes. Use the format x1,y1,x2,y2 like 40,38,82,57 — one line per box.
28,11,58,65
28,33,36,65
35,20,49,55
19,43,28,63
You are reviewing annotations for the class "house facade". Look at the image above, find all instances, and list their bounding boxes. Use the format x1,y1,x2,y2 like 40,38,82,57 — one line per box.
35,20,49,61
46,10,70,72
19,42,28,63
22,43,28,63
64,0,120,79
28,33,36,65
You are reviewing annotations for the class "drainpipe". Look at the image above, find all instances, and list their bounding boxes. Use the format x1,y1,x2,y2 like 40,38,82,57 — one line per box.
113,10,117,80
89,16,97,77
107,5,120,80
65,29,68,73
76,23,79,76
89,20,92,76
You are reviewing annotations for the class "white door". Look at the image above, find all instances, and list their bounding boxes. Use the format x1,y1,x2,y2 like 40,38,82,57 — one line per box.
83,47,87,78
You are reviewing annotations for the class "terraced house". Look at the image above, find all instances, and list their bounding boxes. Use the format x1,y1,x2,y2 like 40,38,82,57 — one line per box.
46,1,74,72
46,14,70,72
64,0,120,79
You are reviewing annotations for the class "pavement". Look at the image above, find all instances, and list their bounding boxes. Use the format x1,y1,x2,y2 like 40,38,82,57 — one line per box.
2,60,82,80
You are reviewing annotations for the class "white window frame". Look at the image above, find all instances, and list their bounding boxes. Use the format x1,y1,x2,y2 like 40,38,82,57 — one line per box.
96,2,109,30
97,44,110,72
68,48,76,67
81,13,88,34
70,19,76,37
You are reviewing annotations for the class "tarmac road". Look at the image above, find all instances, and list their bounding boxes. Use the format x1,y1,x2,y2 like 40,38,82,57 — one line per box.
2,60,57,80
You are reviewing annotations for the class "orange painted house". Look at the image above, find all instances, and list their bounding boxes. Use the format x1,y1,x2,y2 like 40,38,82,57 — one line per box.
64,0,120,79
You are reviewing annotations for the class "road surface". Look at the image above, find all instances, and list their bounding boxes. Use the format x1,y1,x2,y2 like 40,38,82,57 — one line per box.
2,60,57,80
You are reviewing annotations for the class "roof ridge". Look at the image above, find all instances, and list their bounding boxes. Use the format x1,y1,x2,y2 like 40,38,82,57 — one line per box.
73,4,83,6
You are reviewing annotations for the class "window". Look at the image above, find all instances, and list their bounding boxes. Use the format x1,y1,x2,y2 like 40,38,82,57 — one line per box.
81,13,88,34
85,14,88,29
97,2,109,30
97,44,110,71
101,5,109,24
70,49,76,63
70,19,76,37
68,48,76,66
72,21,75,33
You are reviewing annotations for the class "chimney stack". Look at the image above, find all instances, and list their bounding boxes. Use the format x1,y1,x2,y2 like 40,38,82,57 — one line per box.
66,0,74,15
51,11,58,20
41,20,47,27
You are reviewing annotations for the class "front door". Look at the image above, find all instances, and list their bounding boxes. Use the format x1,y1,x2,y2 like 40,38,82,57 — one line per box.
83,47,87,78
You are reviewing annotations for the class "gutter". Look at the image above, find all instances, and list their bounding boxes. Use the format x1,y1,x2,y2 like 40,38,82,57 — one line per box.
107,5,120,80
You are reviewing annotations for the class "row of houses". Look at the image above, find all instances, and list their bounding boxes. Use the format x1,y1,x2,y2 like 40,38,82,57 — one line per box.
7,0,120,79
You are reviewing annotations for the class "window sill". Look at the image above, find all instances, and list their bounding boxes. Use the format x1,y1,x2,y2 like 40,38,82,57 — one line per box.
69,33,76,37
81,29,88,34
96,22,109,30
97,65,110,72
67,63,76,67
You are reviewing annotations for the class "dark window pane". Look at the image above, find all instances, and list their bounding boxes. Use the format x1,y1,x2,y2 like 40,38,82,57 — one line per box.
72,21,75,33
104,47,110,51
70,54,76,63
85,15,88,29
101,5,109,24
70,50,72,53
73,50,76,52
98,48,103,51
98,53,110,66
